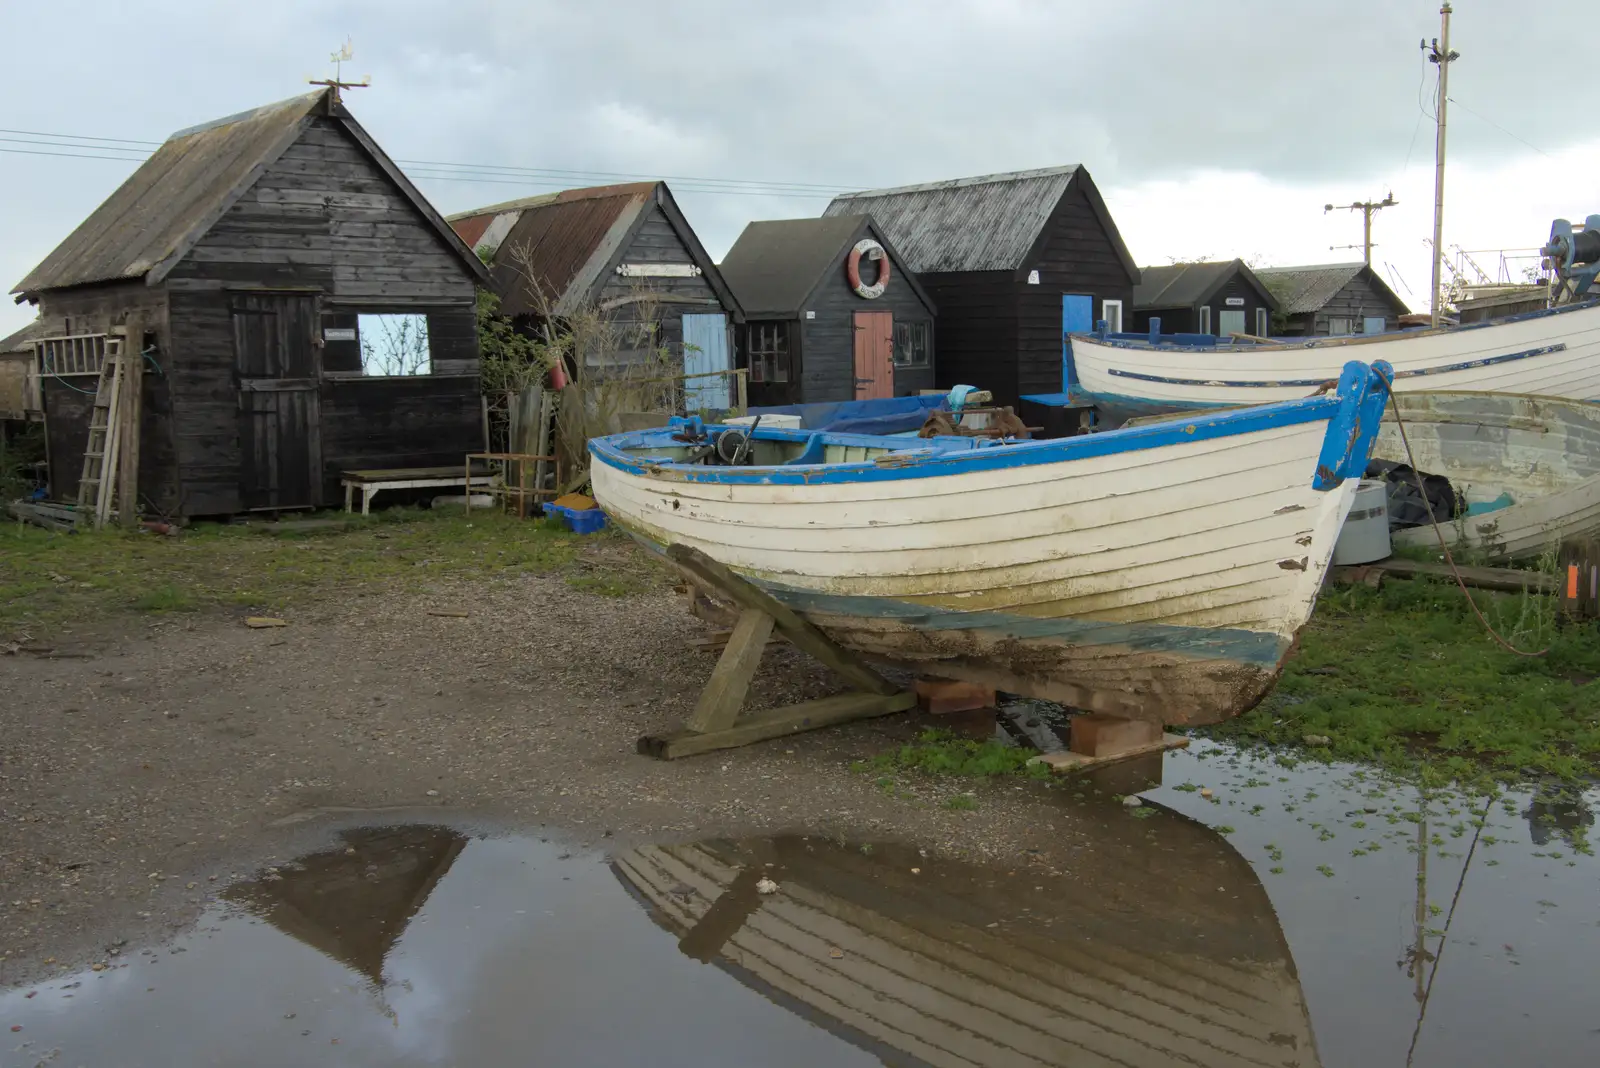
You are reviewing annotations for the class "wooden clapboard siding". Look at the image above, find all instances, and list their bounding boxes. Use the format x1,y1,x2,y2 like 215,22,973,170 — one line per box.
32,282,180,513
167,117,475,306
321,376,483,496
596,205,724,366
613,834,1320,1068
1014,181,1136,400
800,238,935,403
920,271,1019,403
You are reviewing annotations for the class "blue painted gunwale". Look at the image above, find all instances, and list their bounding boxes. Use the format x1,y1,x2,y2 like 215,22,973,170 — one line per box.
1102,343,1567,390
589,361,1391,488
1072,296,1600,355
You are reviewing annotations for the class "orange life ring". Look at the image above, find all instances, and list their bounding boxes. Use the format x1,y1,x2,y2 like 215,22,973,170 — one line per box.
847,238,890,299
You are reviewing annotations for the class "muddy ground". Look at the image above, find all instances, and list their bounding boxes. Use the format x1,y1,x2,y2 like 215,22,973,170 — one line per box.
0,567,1091,986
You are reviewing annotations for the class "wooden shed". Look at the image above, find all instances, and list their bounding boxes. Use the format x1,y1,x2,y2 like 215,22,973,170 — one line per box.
1132,259,1278,338
448,182,742,409
1256,262,1410,337
822,166,1139,407
0,318,43,424
716,215,936,407
10,88,492,518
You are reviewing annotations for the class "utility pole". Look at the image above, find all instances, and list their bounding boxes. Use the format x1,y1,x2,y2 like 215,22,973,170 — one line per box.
1325,193,1397,265
1426,4,1459,326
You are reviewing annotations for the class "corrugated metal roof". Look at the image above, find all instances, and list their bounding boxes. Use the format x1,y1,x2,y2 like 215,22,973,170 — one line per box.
1134,259,1277,312
449,183,658,317
0,318,44,353
823,166,1080,273
718,215,873,316
1255,262,1373,315
13,92,327,295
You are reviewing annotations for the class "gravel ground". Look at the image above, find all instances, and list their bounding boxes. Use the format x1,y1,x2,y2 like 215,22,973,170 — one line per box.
0,565,1095,987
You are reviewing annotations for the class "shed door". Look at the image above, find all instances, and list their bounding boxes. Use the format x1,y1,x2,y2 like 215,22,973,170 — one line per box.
852,311,894,400
682,313,731,411
232,293,322,511
1218,309,1246,338
1061,294,1094,389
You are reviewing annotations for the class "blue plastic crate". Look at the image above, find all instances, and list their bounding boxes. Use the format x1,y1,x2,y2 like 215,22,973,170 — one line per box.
545,503,607,534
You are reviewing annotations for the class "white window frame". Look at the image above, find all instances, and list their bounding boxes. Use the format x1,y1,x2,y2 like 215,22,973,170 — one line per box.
1256,307,1269,338
1101,299,1124,334
1198,306,1212,334
1328,316,1353,336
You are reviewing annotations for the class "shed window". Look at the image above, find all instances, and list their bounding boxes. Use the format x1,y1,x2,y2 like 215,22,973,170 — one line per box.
1328,316,1352,336
358,314,431,376
746,322,789,384
1101,300,1124,334
892,321,931,368
1198,306,1212,334
1256,307,1269,338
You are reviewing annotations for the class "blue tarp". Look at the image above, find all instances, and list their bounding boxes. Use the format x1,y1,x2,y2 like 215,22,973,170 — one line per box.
746,394,950,436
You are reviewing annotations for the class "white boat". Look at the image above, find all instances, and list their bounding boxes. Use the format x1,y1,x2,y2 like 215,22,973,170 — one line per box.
1069,300,1600,424
589,361,1391,727
614,828,1322,1068
1373,391,1600,562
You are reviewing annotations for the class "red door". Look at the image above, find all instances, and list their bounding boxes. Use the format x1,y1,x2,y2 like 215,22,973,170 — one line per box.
852,311,893,400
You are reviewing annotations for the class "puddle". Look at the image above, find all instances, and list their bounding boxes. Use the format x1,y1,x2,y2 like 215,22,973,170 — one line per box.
2,744,1596,1066
1145,740,1600,1067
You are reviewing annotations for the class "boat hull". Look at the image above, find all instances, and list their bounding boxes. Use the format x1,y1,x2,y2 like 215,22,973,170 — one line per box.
592,399,1377,726
1375,391,1600,562
1072,300,1600,415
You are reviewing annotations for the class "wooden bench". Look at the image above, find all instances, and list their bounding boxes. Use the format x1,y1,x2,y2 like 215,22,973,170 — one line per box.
340,466,495,515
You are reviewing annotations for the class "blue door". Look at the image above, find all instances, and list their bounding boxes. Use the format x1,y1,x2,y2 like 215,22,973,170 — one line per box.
1061,294,1094,388
682,313,730,411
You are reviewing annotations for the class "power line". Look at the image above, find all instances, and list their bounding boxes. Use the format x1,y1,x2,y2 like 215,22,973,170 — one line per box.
0,126,857,199
1447,96,1551,158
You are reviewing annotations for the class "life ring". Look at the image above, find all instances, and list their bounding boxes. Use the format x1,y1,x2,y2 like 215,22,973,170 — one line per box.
847,238,890,299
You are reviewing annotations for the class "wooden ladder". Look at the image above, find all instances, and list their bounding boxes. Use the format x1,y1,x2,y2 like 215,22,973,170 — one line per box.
76,336,127,527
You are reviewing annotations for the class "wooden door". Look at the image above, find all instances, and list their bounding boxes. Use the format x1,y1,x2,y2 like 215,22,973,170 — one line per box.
1218,309,1246,338
232,292,322,511
852,311,893,400
1061,294,1094,388
682,313,731,411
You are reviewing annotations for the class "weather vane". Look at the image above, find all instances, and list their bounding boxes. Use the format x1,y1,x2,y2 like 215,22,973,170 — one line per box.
308,38,371,105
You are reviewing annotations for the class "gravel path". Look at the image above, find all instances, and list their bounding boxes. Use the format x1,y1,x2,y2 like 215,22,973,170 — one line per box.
0,568,1095,986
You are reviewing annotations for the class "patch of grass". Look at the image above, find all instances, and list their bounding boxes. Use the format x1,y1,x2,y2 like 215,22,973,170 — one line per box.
1206,572,1600,784
131,583,194,612
566,574,641,597
869,729,1051,780
943,794,979,811
1,508,591,634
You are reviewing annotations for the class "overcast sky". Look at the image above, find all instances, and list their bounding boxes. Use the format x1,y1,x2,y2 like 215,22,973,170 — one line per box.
4,0,1596,337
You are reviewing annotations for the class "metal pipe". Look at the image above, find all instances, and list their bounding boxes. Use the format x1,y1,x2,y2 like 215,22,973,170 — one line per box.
1429,4,1456,327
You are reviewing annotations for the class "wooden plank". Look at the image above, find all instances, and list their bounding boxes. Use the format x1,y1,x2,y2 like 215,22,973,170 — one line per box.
1342,556,1557,594
1558,537,1600,620
685,608,776,734
639,691,916,760
1032,733,1189,773
117,315,145,527
666,544,899,696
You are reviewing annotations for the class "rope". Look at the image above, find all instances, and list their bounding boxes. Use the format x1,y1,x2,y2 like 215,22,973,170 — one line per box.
1375,367,1548,657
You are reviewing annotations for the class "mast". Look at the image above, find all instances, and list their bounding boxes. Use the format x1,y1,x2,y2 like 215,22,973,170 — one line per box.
1427,4,1459,326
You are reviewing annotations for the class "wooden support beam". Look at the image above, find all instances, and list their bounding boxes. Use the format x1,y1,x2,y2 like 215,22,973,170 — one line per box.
641,544,914,760
665,544,899,697
640,691,916,760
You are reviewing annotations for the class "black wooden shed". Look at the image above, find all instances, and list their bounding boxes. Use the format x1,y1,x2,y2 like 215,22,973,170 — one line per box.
10,88,492,518
822,166,1139,407
717,215,936,407
1132,259,1278,338
448,182,742,410
1255,262,1410,337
